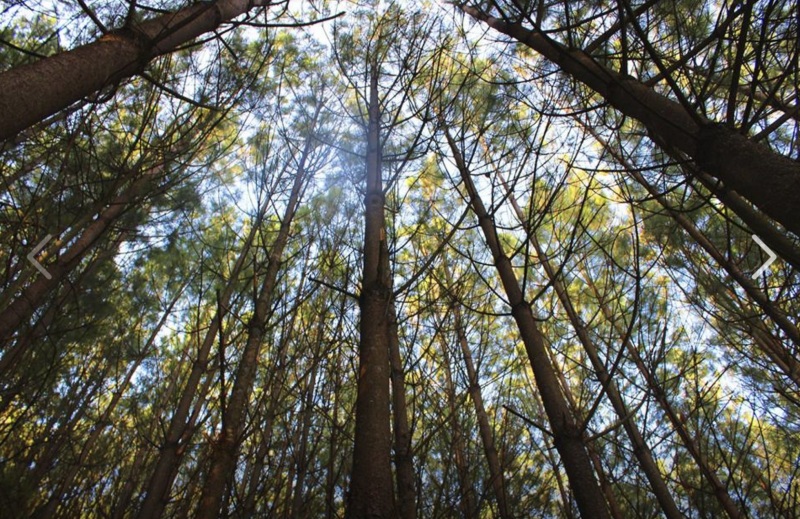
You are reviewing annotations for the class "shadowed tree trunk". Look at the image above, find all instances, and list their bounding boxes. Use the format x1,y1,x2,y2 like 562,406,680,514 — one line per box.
442,126,611,519
346,69,397,519
462,6,800,237
194,114,319,519
135,168,281,519
492,163,684,519
388,294,417,519
0,0,269,140
440,282,511,519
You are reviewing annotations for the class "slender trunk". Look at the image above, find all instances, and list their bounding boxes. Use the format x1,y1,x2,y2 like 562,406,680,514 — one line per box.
542,339,625,519
449,301,511,519
238,264,309,519
0,0,267,140
462,7,800,236
442,128,610,519
439,327,479,519
583,269,745,519
346,71,396,519
111,444,148,519
584,126,800,372
32,285,184,519
492,163,684,519
289,349,321,519
388,295,417,519
135,170,281,519
194,122,317,519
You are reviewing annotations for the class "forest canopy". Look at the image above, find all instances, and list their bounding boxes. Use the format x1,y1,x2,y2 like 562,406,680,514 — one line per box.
0,1,798,518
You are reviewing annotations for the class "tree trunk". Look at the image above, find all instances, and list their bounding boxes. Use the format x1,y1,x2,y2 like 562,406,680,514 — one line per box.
583,269,745,519
388,295,417,519
438,322,479,519
462,7,800,237
194,119,318,519
135,167,282,519
0,0,267,140
346,70,397,519
442,127,611,519
32,284,184,519
0,172,155,344
448,300,511,519
583,125,800,374
492,165,684,519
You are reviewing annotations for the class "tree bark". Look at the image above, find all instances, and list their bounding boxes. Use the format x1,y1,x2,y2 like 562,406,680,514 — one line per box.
135,165,283,519
346,70,397,519
583,269,745,519
442,127,611,519
438,317,479,519
462,6,800,237
0,0,267,141
447,298,511,519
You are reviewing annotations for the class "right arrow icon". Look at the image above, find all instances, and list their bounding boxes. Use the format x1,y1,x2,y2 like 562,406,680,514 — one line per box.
752,234,777,279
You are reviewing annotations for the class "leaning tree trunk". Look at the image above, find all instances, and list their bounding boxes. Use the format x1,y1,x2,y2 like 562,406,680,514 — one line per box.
583,267,746,519
134,162,286,519
442,127,611,519
462,6,800,237
346,70,397,519
491,163,684,519
439,265,511,519
194,119,318,519
0,0,269,140
31,284,185,519
438,314,479,519
0,170,156,345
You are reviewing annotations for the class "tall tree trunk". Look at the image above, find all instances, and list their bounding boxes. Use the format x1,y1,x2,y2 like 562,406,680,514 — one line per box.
438,324,479,519
583,268,746,519
388,295,417,519
446,297,511,519
442,127,611,519
346,70,397,519
135,168,282,519
492,164,684,519
194,120,318,519
462,6,800,236
289,343,322,519
0,0,268,140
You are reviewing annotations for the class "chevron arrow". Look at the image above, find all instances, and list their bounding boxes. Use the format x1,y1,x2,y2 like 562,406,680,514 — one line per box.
752,234,777,279
26,234,53,280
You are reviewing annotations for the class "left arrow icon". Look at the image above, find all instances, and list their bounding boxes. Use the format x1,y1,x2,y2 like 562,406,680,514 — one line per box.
27,234,53,280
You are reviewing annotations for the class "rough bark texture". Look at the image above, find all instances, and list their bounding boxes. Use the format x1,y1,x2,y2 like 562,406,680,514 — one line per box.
346,72,397,519
0,0,266,141
462,7,800,237
443,128,611,519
